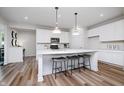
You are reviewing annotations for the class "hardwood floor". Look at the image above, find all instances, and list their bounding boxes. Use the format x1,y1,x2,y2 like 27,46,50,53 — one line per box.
0,57,37,86
0,57,124,86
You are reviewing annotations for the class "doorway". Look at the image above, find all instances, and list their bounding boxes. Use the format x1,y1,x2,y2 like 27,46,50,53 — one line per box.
0,27,4,65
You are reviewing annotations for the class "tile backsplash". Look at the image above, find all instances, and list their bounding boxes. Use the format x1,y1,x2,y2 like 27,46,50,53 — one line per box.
37,43,70,50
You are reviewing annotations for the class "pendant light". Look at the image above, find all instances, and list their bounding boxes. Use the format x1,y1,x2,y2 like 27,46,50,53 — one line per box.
72,13,80,35
52,7,61,34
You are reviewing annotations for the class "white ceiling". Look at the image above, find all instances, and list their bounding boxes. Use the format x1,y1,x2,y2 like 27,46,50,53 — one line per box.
0,7,124,29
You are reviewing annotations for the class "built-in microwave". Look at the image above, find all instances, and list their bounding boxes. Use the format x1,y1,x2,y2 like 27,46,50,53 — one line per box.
50,38,60,43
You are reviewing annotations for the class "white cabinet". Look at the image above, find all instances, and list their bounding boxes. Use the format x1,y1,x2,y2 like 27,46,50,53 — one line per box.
8,47,23,63
98,51,124,66
70,28,86,49
60,32,69,43
36,29,51,43
88,27,100,37
89,19,124,42
50,31,69,43
36,29,69,43
100,20,124,41
114,20,124,40
100,23,116,41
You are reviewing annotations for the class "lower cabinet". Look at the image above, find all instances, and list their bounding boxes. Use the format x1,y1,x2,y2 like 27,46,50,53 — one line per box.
8,47,23,63
98,51,124,66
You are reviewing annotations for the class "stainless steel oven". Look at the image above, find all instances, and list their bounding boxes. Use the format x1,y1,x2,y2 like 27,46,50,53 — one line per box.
50,44,59,49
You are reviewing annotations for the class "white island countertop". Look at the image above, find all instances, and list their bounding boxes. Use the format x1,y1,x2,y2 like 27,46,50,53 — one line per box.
37,49,124,82
37,49,97,55
37,49,124,55
37,49,99,81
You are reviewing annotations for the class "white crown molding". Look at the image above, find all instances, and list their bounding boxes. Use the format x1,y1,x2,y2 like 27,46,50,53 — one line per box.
88,14,124,30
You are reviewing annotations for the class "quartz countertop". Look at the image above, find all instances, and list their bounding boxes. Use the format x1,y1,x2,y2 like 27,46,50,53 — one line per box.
37,48,124,55
37,49,97,55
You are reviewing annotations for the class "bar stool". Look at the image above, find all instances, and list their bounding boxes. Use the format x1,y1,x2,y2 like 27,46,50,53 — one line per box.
52,57,66,79
66,55,79,75
83,54,91,70
78,54,85,72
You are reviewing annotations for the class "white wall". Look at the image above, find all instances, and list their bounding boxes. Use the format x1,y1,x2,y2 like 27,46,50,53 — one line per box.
0,16,35,63
0,17,24,64
17,30,36,57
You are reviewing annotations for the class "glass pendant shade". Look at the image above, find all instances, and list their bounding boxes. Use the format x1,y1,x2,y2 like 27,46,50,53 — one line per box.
53,27,61,34
52,7,61,34
72,13,80,35
72,27,81,35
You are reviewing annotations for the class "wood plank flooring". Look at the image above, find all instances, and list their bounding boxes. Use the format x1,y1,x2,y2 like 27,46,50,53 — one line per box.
0,57,124,86
0,57,37,86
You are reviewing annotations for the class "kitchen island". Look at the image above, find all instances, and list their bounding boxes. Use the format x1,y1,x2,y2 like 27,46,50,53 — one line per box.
37,49,98,81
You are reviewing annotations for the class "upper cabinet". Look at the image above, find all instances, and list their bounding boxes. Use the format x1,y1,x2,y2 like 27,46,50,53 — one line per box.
88,19,124,42
99,23,116,41
59,32,69,43
114,20,124,41
88,27,100,37
36,29,51,43
70,28,86,49
36,29,69,43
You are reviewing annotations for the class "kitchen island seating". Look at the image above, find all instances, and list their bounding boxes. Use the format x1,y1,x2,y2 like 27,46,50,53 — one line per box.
38,49,97,81
78,54,91,71
66,55,79,75
52,57,67,79
52,54,91,79
78,54,85,72
83,54,91,70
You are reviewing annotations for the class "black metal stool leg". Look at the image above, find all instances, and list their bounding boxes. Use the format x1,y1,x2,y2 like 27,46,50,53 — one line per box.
67,60,68,70
64,61,67,76
74,59,75,69
71,59,72,75
52,60,54,74
66,60,69,76
88,57,91,70
78,58,81,72
83,57,85,70
61,61,62,72
55,61,57,79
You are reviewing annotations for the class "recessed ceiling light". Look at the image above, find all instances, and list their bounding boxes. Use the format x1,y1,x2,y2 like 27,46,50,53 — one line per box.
100,14,104,17
24,16,28,20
